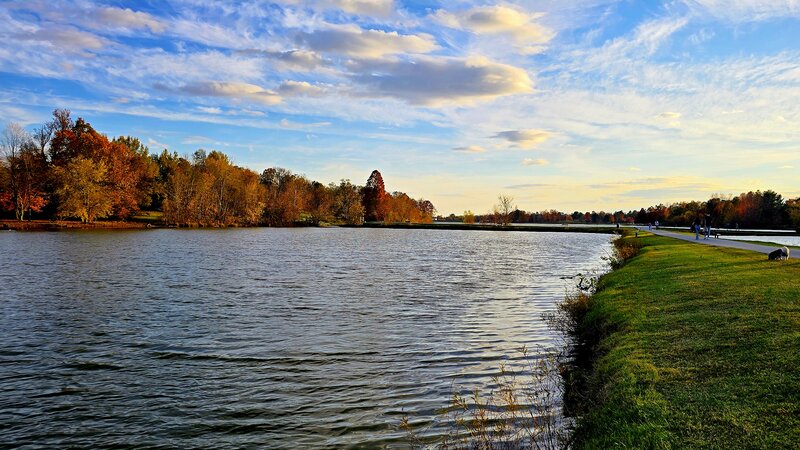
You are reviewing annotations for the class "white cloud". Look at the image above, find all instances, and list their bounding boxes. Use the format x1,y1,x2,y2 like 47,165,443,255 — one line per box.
494,129,551,149
435,5,554,46
277,80,325,96
322,0,394,16
349,55,533,105
93,7,166,33
279,118,332,129
197,106,223,114
180,81,282,105
238,49,329,72
453,145,486,153
522,158,548,166
572,17,689,73
685,0,800,22
120,50,265,85
21,27,106,52
659,111,682,119
295,24,437,58
277,0,395,17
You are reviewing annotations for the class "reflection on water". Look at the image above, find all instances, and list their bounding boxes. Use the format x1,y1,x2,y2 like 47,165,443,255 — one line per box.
0,228,611,448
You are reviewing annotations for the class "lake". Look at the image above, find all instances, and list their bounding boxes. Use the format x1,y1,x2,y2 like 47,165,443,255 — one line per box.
0,228,612,448
722,235,800,247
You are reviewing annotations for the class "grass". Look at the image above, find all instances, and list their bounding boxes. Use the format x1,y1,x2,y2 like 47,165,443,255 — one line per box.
570,234,800,448
402,348,566,450
130,210,164,223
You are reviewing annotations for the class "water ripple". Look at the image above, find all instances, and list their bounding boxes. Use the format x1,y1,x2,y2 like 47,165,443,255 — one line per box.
0,228,611,448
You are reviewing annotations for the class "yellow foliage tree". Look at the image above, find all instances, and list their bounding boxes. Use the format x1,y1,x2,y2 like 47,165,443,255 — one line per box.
55,157,112,223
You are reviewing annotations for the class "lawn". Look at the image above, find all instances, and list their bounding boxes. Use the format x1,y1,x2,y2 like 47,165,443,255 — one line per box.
573,234,800,449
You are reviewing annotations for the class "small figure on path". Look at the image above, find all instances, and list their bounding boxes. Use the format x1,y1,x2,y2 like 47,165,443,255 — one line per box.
694,222,700,240
655,220,660,229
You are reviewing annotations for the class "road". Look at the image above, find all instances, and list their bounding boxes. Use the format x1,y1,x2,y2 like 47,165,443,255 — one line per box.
636,227,800,259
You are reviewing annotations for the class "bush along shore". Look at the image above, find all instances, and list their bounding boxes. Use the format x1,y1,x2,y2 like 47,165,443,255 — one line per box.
560,231,800,448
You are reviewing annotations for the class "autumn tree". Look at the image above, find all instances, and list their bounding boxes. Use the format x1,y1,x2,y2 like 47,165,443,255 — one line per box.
786,198,800,229
331,179,364,225
55,157,112,223
494,195,515,225
307,181,333,225
463,210,475,224
0,123,48,220
418,199,436,222
362,169,387,222
261,167,310,226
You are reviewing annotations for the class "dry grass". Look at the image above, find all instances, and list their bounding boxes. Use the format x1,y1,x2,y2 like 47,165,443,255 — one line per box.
403,348,566,450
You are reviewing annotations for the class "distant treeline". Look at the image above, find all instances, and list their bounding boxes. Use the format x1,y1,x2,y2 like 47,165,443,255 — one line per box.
0,109,435,226
445,190,800,230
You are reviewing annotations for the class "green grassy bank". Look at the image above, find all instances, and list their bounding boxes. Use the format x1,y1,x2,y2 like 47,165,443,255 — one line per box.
572,234,800,448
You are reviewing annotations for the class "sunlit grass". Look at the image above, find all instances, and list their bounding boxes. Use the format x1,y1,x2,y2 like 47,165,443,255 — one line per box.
570,234,800,448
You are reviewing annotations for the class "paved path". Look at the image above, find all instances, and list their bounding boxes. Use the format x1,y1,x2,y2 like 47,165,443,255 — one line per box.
636,227,800,259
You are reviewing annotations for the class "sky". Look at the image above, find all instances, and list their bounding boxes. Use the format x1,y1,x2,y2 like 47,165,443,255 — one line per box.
1,0,800,215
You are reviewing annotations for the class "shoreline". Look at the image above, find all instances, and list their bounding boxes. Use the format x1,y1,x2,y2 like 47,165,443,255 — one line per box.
2,219,621,233
566,232,800,448
4,219,798,239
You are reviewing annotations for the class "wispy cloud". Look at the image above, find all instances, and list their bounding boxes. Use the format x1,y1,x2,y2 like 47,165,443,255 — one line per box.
522,158,548,166
453,145,486,153
295,24,437,58
279,118,332,129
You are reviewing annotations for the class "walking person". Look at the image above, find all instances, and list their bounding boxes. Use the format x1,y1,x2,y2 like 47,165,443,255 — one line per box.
694,222,700,240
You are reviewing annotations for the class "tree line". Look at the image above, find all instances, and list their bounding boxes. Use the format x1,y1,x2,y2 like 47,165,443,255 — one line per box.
445,191,800,230
0,109,436,226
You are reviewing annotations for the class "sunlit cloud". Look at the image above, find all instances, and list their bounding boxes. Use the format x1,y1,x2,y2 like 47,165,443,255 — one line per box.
178,81,282,105
435,5,554,49
277,0,395,17
522,158,548,166
493,129,551,149
453,145,486,153
277,81,326,97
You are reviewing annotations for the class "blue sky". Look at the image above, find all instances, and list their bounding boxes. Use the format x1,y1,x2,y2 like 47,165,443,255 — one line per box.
1,0,800,214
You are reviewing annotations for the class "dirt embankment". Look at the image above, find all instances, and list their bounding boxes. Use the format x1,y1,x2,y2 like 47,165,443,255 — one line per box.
0,220,156,231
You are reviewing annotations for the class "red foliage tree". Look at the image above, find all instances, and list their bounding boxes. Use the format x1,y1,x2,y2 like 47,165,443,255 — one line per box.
362,169,387,222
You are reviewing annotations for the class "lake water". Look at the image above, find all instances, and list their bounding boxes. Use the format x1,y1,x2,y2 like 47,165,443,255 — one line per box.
722,235,800,247
0,228,612,448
